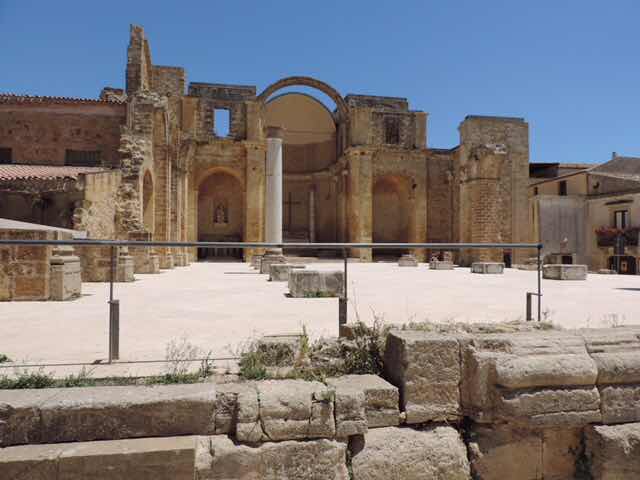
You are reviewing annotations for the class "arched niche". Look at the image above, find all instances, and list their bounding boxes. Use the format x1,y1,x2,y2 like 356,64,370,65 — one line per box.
197,170,244,258
373,175,412,256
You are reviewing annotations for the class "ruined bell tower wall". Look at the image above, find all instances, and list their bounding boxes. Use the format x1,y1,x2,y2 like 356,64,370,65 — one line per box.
458,116,530,264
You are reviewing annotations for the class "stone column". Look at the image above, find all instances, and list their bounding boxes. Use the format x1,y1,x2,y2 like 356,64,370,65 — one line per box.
309,187,316,243
265,127,284,249
261,127,285,274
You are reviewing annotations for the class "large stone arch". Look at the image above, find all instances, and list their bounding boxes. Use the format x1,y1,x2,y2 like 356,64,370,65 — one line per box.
257,76,348,122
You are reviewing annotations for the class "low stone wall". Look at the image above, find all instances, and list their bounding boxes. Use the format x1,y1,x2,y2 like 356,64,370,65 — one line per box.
0,228,81,301
3,326,640,479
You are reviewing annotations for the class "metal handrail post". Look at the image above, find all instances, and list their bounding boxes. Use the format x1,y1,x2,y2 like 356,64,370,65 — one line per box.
537,244,542,322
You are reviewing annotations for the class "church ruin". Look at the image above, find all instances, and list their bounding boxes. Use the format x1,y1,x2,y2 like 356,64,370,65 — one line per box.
0,25,532,268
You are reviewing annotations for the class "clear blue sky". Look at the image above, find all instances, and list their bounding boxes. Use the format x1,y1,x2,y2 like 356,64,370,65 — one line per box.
1,1,638,164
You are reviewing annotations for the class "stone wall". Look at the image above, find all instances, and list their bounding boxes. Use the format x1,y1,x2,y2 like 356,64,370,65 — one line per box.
0,228,53,300
458,116,531,265
0,100,125,168
3,326,640,478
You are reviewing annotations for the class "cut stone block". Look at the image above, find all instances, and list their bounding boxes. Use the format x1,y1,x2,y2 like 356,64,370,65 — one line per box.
329,383,367,437
160,253,175,269
384,330,461,423
196,435,348,480
351,426,471,480
174,252,188,267
250,254,263,270
468,425,581,480
212,382,257,435
327,374,399,428
586,423,640,479
461,331,601,426
288,270,344,298
269,263,306,281
581,326,640,423
260,253,285,274
429,260,454,270
49,245,81,300
597,268,617,274
235,379,335,442
398,254,418,267
0,384,216,447
543,264,587,280
471,262,504,274
0,436,197,480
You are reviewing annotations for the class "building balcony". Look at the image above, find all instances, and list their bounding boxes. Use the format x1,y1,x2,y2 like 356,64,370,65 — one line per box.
596,227,639,248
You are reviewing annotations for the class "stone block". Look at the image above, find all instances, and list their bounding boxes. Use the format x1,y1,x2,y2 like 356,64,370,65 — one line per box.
586,423,640,479
350,426,471,480
260,253,285,274
429,260,454,270
397,254,418,267
543,264,587,280
327,374,399,428
288,270,344,298
174,252,188,267
461,331,601,426
213,382,258,435
331,385,368,437
269,263,305,282
196,435,348,480
384,330,461,423
160,253,175,269
468,425,581,480
0,436,197,480
597,269,617,274
581,326,640,423
599,385,640,424
0,384,216,447
49,245,82,301
250,254,263,270
235,380,335,442
471,262,504,274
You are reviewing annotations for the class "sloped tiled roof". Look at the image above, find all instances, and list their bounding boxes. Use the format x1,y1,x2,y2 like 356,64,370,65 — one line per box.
0,165,109,181
591,156,640,182
0,93,126,105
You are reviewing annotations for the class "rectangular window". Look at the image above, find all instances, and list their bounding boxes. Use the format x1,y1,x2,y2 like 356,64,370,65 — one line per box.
533,187,539,196
0,147,12,164
614,210,628,229
384,116,400,145
558,180,567,196
65,150,101,167
214,108,230,137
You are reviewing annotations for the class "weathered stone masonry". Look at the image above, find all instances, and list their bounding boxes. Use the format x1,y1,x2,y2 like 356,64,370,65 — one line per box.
2,326,640,478
0,24,532,268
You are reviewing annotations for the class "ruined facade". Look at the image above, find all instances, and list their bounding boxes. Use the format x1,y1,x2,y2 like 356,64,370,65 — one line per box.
0,25,532,266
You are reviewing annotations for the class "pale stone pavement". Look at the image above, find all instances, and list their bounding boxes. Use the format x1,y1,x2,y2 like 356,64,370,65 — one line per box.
1,261,638,376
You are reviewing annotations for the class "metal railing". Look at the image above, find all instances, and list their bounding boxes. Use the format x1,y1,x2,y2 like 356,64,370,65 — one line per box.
0,239,543,365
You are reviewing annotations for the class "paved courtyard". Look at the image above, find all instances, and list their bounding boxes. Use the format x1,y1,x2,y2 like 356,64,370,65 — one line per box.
1,261,639,376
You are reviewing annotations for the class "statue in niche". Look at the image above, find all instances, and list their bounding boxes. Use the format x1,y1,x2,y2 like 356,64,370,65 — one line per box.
214,202,228,224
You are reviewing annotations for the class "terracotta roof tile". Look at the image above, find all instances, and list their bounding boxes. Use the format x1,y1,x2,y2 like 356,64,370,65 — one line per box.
0,165,109,181
0,93,125,105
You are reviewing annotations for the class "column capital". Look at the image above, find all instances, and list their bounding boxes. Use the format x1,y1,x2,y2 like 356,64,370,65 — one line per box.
266,126,285,139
